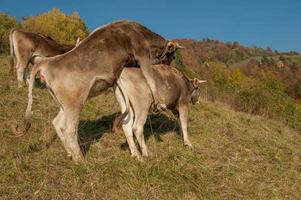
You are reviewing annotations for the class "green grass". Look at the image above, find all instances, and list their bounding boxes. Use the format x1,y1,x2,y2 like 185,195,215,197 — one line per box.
0,56,300,199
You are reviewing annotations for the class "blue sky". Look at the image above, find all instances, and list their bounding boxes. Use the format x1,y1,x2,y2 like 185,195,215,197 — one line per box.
1,0,300,52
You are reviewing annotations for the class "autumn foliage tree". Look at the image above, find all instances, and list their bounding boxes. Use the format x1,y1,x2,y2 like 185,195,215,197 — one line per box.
21,8,89,45
0,13,19,54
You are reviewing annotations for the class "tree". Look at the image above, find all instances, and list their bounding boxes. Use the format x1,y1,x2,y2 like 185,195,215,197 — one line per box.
261,55,271,66
266,46,272,52
21,8,89,45
0,13,19,54
232,41,240,49
296,80,301,98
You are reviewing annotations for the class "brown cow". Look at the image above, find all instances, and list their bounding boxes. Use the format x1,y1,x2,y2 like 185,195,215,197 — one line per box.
9,29,77,87
114,65,206,159
24,20,181,162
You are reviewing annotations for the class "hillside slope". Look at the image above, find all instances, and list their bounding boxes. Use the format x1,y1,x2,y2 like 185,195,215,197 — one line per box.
0,57,300,199
173,39,301,99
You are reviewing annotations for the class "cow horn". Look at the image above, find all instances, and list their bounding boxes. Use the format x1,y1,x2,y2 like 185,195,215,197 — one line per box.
176,43,185,49
198,80,207,84
76,37,81,46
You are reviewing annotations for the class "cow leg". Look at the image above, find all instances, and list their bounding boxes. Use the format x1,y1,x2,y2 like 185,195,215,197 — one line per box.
179,104,193,148
122,107,141,159
63,107,83,162
52,108,72,158
136,56,163,105
15,52,30,87
132,110,149,157
114,85,141,158
16,60,27,87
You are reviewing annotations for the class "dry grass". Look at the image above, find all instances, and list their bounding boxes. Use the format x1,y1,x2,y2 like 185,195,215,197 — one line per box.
0,56,300,199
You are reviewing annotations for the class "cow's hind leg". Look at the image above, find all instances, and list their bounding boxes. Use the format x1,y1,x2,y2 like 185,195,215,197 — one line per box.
63,106,83,162
114,85,141,159
52,108,72,158
16,60,27,87
122,107,141,159
15,50,31,87
132,110,149,157
179,104,193,148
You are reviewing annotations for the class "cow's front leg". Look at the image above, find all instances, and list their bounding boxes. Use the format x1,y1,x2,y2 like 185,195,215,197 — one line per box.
179,104,193,148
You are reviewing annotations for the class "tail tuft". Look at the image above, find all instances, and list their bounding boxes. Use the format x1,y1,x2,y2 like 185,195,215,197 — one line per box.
24,118,31,133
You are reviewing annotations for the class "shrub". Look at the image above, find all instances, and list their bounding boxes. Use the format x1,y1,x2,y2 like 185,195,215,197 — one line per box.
234,83,269,115
21,8,89,45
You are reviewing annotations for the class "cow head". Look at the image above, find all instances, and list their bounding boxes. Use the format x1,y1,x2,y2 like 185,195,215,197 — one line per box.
190,78,206,104
166,41,184,53
159,41,184,65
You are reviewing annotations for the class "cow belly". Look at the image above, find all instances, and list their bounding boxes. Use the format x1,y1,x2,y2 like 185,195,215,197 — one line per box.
157,82,179,105
88,79,111,98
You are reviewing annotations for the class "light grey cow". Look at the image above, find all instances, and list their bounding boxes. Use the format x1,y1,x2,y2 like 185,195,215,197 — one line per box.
114,64,206,159
9,29,78,87
24,20,181,162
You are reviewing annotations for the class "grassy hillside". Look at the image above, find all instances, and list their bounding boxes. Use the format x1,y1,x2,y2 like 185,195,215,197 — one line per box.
0,56,300,199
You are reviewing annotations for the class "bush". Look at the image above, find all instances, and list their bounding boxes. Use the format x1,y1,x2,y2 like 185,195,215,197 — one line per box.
234,83,269,115
21,8,89,45
207,65,301,130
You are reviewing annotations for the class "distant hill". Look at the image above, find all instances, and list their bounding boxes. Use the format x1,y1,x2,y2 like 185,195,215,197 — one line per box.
172,39,301,99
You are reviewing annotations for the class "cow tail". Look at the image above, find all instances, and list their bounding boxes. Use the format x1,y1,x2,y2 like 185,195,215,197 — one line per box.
116,80,131,125
24,64,41,132
9,29,16,74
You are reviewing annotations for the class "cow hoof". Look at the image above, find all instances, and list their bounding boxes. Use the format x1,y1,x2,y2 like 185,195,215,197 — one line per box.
71,154,84,163
136,156,144,162
142,151,152,157
131,152,143,161
72,157,84,163
131,152,141,158
184,141,193,148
